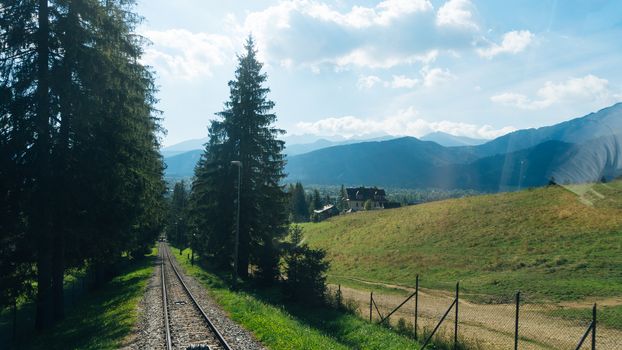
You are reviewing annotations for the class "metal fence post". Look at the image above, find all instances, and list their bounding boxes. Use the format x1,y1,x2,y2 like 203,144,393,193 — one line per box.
337,284,342,308
422,298,457,349
369,291,373,322
454,282,459,350
414,274,419,339
515,291,520,350
592,304,596,350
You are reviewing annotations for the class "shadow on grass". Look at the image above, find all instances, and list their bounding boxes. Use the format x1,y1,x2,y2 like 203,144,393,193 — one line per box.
198,261,421,350
2,255,155,350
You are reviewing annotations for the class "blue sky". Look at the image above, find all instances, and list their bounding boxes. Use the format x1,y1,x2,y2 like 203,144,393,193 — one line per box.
135,0,622,146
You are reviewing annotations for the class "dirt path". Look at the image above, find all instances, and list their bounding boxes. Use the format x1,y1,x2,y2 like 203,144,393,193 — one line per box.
330,277,622,349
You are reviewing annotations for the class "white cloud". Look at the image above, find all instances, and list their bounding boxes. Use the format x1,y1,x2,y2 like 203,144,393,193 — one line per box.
305,0,433,28
421,66,456,87
296,107,515,139
358,65,454,90
436,0,479,30
230,0,474,70
141,29,234,80
491,75,620,110
357,75,383,89
389,75,419,88
333,48,404,69
478,30,534,59
490,92,533,109
329,49,440,70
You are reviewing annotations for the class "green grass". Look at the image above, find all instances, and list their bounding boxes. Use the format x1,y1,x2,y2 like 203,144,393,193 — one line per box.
172,247,424,350
301,181,622,302
547,305,622,330
6,247,157,350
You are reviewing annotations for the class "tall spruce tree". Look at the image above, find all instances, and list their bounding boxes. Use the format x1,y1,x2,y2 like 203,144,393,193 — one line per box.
191,36,288,281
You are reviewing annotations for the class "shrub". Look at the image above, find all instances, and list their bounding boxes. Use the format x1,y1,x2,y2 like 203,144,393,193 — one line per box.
284,227,330,303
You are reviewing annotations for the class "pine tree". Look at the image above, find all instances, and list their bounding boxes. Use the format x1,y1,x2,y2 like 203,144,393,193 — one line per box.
168,181,189,247
311,189,322,211
289,182,309,222
191,36,288,281
338,184,347,211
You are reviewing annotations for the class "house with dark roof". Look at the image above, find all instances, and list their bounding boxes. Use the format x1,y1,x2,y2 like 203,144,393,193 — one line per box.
345,187,387,211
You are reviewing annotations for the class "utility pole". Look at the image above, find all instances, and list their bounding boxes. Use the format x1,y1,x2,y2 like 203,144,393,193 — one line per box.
231,161,242,289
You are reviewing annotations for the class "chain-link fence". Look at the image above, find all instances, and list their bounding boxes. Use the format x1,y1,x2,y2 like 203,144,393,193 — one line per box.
328,278,622,349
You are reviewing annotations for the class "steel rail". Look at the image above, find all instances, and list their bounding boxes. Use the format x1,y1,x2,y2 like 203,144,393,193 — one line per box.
163,244,233,350
160,244,173,350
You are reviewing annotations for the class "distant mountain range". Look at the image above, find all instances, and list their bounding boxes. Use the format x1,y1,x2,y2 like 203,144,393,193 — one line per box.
286,103,622,191
161,137,208,157
285,135,396,156
163,103,622,191
420,132,488,147
161,135,397,177
163,149,202,179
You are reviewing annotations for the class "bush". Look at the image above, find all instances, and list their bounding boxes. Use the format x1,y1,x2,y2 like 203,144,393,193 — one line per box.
284,227,330,303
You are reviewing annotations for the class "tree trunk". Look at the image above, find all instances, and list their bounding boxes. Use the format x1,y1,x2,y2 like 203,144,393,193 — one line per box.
237,161,250,279
51,3,77,320
237,220,250,279
51,229,65,321
35,242,53,331
34,0,53,331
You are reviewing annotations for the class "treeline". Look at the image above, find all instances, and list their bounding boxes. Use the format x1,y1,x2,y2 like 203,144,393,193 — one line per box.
290,184,480,209
0,0,165,331
287,183,349,222
167,37,328,300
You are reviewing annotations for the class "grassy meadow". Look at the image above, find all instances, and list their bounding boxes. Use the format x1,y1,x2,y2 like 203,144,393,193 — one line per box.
1,248,157,350
301,181,622,302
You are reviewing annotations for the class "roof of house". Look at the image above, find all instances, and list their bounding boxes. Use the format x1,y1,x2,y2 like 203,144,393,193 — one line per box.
346,187,387,201
314,204,337,214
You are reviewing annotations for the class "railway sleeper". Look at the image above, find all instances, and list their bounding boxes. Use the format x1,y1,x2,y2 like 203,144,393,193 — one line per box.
186,345,212,350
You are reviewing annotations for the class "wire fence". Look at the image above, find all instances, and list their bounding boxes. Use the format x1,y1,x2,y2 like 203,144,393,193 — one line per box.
328,277,622,349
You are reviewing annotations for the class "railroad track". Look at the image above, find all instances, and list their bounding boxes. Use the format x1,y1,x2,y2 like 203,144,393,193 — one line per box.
160,243,233,350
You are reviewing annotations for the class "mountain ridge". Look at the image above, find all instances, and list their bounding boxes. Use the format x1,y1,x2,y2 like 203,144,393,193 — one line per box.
164,103,622,190
421,131,489,147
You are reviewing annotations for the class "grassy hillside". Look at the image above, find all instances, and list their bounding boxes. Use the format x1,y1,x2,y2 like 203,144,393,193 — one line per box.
301,181,622,301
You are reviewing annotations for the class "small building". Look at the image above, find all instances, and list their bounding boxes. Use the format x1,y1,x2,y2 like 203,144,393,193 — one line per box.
313,204,339,221
345,187,387,211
